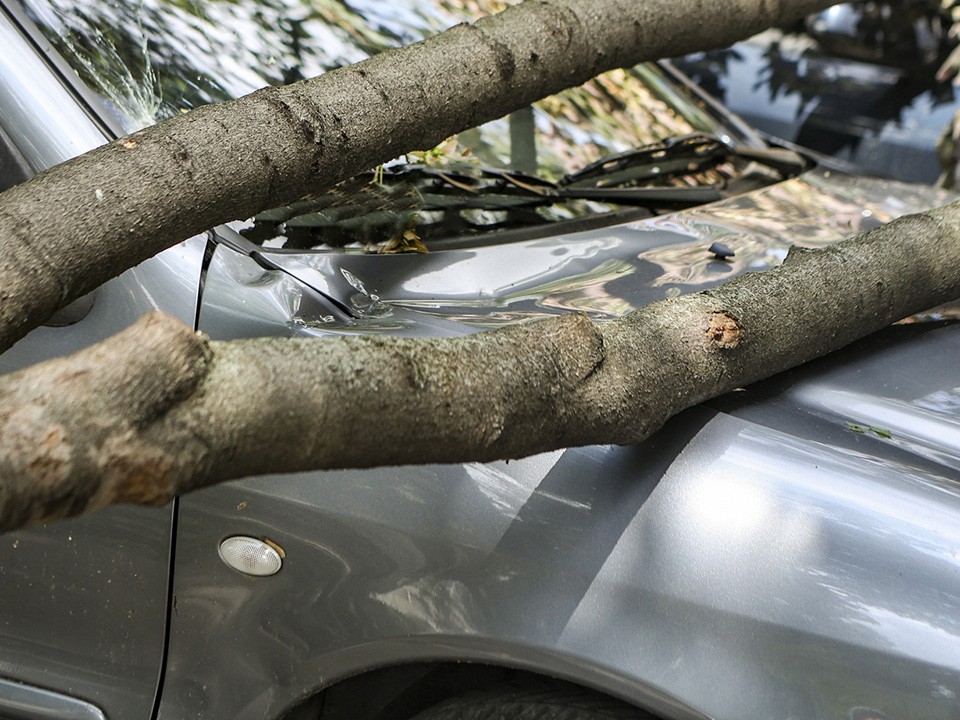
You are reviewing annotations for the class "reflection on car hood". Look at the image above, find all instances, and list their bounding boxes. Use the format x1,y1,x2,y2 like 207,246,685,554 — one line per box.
229,167,955,332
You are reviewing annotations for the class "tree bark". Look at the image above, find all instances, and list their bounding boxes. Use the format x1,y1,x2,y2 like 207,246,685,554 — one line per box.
3,200,959,532
0,0,835,352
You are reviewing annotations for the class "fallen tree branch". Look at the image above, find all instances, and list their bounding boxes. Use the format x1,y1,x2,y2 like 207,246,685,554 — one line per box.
3,200,958,532
0,0,834,352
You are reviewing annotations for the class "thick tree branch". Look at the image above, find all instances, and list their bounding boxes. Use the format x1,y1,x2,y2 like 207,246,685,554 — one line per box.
3,200,959,532
0,0,835,351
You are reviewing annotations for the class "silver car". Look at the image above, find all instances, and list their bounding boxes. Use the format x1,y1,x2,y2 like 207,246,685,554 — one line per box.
0,2,958,720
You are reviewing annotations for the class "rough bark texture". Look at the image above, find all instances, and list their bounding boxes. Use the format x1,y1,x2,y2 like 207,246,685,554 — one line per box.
0,0,835,351
3,200,959,532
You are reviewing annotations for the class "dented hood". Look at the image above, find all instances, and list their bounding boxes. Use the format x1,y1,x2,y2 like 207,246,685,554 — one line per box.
202,164,960,500
205,166,956,332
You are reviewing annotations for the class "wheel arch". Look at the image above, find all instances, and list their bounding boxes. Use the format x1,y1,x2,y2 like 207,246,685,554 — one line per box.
275,637,711,720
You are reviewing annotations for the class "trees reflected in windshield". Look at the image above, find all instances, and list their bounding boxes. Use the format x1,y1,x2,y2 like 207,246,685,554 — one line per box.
20,0,724,179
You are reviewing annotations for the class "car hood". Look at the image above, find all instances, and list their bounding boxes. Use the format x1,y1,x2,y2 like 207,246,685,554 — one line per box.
205,166,955,334
201,163,960,504
193,167,960,720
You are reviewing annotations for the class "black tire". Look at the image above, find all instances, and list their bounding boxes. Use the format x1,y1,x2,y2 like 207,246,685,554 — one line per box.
407,687,656,720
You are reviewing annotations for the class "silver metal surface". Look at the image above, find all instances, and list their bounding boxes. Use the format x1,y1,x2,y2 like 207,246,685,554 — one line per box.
0,7,203,720
0,506,174,719
171,172,960,720
0,676,106,720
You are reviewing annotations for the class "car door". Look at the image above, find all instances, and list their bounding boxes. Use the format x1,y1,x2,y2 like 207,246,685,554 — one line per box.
0,4,204,718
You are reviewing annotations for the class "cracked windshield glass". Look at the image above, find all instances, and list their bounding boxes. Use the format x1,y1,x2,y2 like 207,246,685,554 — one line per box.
21,0,759,251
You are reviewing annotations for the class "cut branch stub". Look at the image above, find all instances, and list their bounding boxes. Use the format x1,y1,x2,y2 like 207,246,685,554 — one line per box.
0,314,210,530
704,311,744,349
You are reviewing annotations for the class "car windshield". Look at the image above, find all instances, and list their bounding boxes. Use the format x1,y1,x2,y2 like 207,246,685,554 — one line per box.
18,0,777,251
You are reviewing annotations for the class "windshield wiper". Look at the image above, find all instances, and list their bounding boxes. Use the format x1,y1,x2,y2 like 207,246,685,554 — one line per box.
397,163,725,211
562,134,731,187
241,134,807,251
556,185,723,206
476,166,725,207
561,133,809,188
243,162,723,250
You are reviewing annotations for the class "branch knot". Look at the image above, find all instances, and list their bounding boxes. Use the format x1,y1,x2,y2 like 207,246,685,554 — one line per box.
704,311,743,349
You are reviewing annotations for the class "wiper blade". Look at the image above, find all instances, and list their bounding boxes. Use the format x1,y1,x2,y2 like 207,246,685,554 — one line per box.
560,133,809,188
320,164,717,213
210,225,359,319
242,136,796,253
732,145,809,175
556,185,723,207
561,134,730,188
475,166,723,208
